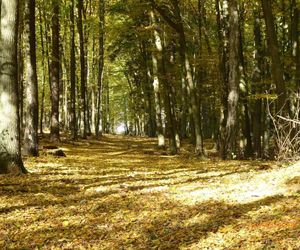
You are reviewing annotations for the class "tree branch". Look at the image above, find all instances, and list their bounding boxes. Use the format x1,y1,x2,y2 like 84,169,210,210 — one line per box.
150,0,180,33
277,115,300,125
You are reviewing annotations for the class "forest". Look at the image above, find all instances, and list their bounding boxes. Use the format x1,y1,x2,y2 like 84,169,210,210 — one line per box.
0,0,300,249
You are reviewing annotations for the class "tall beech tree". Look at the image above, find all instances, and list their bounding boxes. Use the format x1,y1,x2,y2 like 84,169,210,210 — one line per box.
70,0,77,140
252,5,264,158
50,0,60,141
291,0,299,88
225,0,240,159
0,0,27,174
77,0,88,138
24,0,39,156
95,0,105,138
149,10,165,148
261,0,287,112
216,0,229,159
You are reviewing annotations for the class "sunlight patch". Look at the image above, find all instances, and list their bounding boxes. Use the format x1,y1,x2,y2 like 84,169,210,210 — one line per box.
140,186,169,193
170,162,300,205
35,163,64,168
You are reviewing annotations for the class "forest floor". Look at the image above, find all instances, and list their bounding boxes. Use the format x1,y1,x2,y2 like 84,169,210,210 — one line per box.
1,135,300,249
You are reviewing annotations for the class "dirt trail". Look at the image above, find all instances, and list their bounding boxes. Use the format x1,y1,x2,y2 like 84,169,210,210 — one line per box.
0,135,300,249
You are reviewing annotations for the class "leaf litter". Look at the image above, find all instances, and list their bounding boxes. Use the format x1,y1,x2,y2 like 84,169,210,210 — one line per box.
0,135,300,249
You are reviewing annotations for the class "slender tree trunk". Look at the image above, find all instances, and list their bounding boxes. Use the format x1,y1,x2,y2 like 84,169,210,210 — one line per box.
238,5,253,157
141,40,156,137
90,37,97,134
291,0,299,89
96,0,105,138
77,0,87,138
252,7,263,157
0,0,27,174
18,4,24,134
216,0,228,159
261,0,287,112
42,10,52,130
38,8,46,135
162,51,178,154
50,0,60,141
62,50,69,131
70,0,77,140
23,0,39,156
180,76,188,139
225,0,240,158
150,10,165,148
105,79,110,133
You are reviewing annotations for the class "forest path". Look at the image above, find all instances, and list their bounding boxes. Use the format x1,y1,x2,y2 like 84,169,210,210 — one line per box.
0,135,300,249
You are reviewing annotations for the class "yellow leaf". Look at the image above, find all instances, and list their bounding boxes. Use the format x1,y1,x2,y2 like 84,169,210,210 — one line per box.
62,221,69,227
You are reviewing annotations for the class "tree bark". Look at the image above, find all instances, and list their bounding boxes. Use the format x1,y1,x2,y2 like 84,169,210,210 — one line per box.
23,0,39,156
95,0,105,138
291,0,299,88
0,0,27,174
215,0,228,159
261,0,287,112
238,5,253,157
150,10,165,148
38,8,46,135
77,0,87,138
252,7,263,157
70,0,77,140
50,0,60,141
225,0,240,158
140,40,156,137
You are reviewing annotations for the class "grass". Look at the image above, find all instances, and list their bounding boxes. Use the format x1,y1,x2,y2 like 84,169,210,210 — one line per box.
0,135,300,249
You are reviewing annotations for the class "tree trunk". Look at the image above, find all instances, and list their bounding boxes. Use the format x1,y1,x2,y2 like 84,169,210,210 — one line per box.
215,0,228,159
291,0,299,88
238,5,253,157
77,0,87,138
150,10,165,148
18,4,25,134
95,0,105,138
252,8,263,157
0,0,27,174
141,41,156,137
162,52,178,154
225,0,240,159
38,8,46,135
70,0,77,140
50,0,60,141
261,0,287,112
23,0,39,156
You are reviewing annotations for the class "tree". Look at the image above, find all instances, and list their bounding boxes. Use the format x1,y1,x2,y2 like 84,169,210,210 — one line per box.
70,0,77,140
77,0,88,138
149,10,165,148
291,0,299,88
95,0,105,138
24,0,39,156
261,0,287,112
50,0,60,141
0,0,27,174
252,5,264,158
215,0,229,159
225,0,240,158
